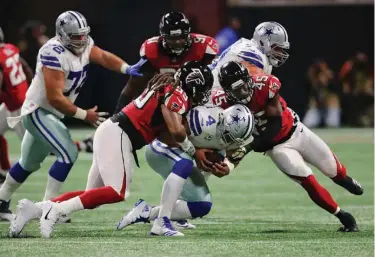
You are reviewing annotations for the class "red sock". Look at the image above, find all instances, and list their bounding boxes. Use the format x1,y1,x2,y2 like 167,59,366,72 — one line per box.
0,136,10,170
52,190,85,203
300,175,339,214
331,152,347,180
79,186,124,209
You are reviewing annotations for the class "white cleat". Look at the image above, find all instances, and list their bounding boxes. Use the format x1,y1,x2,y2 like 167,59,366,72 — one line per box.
117,199,151,230
57,213,71,224
150,216,184,236
174,219,196,230
39,201,62,238
10,199,42,237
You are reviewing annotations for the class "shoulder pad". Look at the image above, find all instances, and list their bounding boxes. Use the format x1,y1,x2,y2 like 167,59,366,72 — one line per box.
39,42,66,72
143,36,161,60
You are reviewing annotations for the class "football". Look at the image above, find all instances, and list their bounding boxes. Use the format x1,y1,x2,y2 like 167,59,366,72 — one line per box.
205,151,225,164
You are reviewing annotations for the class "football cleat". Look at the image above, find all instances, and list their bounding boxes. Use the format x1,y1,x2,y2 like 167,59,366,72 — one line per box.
334,176,363,196
150,216,184,236
57,214,71,224
40,201,62,238
10,199,42,237
174,219,196,230
117,199,151,230
0,199,14,221
337,210,359,232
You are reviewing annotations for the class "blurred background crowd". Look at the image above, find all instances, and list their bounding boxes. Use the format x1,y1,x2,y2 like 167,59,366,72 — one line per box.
0,0,373,128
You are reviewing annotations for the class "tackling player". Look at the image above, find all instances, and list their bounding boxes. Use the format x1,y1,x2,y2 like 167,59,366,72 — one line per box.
10,61,214,238
0,27,33,184
117,104,254,236
0,11,143,220
76,12,219,153
216,61,363,232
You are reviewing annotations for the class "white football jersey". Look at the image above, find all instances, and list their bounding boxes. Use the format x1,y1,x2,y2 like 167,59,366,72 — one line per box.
211,38,272,92
24,36,94,118
187,105,240,151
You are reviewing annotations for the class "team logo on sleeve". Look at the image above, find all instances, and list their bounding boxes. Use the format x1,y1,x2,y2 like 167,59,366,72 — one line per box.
186,69,205,85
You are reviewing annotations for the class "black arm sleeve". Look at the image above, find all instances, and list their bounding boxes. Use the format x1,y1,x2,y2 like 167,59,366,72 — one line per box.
249,116,282,153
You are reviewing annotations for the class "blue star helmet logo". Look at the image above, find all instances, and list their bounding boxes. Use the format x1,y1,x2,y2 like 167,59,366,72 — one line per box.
60,20,66,27
231,115,244,125
263,28,274,38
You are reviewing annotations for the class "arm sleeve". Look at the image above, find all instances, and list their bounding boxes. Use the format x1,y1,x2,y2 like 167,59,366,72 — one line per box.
249,116,282,152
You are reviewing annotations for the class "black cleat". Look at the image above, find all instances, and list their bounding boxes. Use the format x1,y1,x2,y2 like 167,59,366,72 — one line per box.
0,199,13,221
336,210,359,232
333,176,363,195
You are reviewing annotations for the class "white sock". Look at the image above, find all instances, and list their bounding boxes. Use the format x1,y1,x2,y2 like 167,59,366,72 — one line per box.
0,173,22,201
43,175,63,201
158,173,186,219
58,196,84,215
326,107,341,127
150,200,192,221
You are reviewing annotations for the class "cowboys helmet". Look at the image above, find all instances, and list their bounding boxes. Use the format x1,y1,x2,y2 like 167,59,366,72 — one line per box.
159,12,192,56
175,61,213,105
221,104,254,145
218,61,253,104
55,11,90,55
253,21,289,67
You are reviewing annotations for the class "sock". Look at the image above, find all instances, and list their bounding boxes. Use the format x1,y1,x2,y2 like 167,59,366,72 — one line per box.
150,200,212,220
0,136,10,170
52,190,85,203
331,152,347,181
0,163,31,201
158,160,193,219
301,175,339,214
43,161,74,200
75,141,81,151
59,196,84,215
79,186,123,209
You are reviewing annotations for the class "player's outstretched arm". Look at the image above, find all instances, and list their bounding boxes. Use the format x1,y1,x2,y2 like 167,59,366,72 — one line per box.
89,46,144,76
20,57,33,85
43,67,106,127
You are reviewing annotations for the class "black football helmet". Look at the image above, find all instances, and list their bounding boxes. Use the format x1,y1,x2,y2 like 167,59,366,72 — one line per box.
218,61,253,104
175,61,213,105
159,12,192,56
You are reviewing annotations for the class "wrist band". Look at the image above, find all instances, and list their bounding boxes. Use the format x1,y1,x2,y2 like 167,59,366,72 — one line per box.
224,158,235,172
120,63,129,74
73,107,87,120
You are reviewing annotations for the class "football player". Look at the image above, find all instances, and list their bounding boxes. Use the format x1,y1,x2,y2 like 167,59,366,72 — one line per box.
0,11,142,220
117,104,254,236
0,27,33,184
215,61,363,232
10,61,214,238
75,12,219,153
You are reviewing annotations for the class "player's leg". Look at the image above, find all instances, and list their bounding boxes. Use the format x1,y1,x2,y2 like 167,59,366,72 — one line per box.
298,123,363,195
39,120,134,238
267,134,358,231
118,143,212,232
0,103,11,182
28,109,79,200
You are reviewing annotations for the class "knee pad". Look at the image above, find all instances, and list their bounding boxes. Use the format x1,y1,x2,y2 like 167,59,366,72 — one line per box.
172,159,194,179
187,201,212,218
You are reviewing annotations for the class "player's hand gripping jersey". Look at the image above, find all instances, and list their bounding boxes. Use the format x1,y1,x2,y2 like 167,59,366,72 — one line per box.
24,36,94,118
112,80,189,150
0,43,28,111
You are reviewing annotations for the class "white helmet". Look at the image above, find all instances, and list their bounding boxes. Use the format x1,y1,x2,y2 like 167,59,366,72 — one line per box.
221,104,254,145
253,21,289,67
55,11,90,55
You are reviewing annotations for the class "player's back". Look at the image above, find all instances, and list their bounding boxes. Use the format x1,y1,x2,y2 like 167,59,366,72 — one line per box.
141,33,218,73
25,36,94,118
0,43,28,111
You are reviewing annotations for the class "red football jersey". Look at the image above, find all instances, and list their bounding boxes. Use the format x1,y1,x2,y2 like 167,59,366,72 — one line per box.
122,84,189,143
0,44,28,111
212,74,297,144
140,33,219,73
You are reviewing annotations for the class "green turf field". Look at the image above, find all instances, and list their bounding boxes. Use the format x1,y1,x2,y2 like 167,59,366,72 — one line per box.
0,128,373,257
